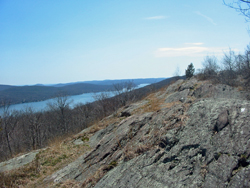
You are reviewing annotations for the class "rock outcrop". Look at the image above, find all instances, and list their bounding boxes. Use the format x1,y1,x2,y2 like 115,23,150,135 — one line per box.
2,78,250,188
0,150,41,173
43,78,250,187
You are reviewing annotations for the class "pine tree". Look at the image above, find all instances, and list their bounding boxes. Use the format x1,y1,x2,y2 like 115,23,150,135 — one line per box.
185,63,195,79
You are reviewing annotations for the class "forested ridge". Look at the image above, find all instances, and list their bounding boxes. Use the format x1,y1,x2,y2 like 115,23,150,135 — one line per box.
0,78,166,106
0,83,114,105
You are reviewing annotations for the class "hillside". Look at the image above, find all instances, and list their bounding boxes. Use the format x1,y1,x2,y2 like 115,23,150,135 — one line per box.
52,78,166,87
80,78,167,86
1,77,250,187
0,78,165,106
0,83,113,105
0,85,13,91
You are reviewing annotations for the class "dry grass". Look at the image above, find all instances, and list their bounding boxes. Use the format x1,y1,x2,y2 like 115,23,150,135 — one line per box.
134,144,151,155
238,86,244,91
163,101,181,109
138,93,165,113
200,164,208,178
0,135,91,188
56,179,82,188
138,81,196,114
123,144,137,161
122,140,152,162
81,168,103,188
0,110,126,187
86,113,124,135
81,161,118,188
0,159,41,188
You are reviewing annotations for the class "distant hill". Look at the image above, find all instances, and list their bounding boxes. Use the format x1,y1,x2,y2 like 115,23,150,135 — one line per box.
81,78,167,86
51,78,166,87
0,85,14,91
0,86,58,104
0,78,167,106
60,83,113,95
0,83,113,105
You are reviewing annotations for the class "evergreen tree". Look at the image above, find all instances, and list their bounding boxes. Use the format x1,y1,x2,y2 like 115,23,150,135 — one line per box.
185,63,195,79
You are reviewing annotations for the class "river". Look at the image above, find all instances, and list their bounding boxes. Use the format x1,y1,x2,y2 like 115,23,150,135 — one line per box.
0,83,149,115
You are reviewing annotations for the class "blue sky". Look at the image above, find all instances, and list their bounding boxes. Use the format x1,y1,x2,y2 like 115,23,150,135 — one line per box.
0,0,249,85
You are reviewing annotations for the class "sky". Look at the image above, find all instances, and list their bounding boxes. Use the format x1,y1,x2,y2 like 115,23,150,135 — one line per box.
0,0,250,85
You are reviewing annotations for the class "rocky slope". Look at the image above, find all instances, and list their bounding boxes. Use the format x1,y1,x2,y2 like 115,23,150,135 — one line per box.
1,78,250,188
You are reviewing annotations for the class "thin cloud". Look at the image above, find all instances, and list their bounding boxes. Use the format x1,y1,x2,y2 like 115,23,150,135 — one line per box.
156,47,208,57
184,43,204,46
195,11,217,25
155,46,237,57
145,16,167,20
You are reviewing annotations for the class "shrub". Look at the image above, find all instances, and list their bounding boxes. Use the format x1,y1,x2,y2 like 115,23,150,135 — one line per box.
201,56,220,79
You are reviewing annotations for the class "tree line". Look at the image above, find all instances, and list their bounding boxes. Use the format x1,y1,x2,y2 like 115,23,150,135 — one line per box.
194,45,250,91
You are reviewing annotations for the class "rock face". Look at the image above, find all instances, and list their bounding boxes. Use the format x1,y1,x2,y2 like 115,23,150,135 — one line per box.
94,98,250,188
44,78,250,187
0,150,40,172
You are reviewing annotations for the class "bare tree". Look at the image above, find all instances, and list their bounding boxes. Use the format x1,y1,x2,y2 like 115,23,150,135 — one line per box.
93,92,112,117
244,44,250,70
0,100,18,158
218,49,237,85
73,102,92,130
234,53,245,73
224,0,250,21
112,81,136,106
242,44,250,89
202,56,220,77
223,48,236,72
173,66,181,77
22,107,43,150
47,94,73,133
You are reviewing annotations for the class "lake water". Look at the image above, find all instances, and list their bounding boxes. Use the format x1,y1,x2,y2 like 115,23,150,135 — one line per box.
0,83,149,115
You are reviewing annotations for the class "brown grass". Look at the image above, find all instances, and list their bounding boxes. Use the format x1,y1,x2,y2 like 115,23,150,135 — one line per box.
0,112,126,187
57,179,82,188
238,86,244,91
0,134,91,188
138,82,195,114
123,144,137,161
86,112,125,135
138,93,164,113
122,141,152,162
200,164,208,178
81,161,118,188
0,159,40,188
134,144,151,155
